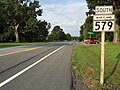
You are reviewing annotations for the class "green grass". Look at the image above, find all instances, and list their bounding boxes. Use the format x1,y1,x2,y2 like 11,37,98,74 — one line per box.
0,42,47,48
72,42,120,89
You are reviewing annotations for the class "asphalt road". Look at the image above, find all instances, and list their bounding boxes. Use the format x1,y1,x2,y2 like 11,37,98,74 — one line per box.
0,42,74,90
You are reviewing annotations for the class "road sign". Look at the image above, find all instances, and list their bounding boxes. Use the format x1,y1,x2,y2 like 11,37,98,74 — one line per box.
93,15,115,32
88,32,94,34
93,6,115,86
95,6,113,15
93,20,115,32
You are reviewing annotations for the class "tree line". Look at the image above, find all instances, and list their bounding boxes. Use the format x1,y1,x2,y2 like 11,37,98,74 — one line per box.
80,0,120,44
48,26,72,41
0,0,72,43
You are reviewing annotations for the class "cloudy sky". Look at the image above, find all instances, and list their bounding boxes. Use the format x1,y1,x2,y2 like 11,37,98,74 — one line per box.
38,0,88,36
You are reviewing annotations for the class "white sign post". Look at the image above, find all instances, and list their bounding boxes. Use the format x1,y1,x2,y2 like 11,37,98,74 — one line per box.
100,31,105,85
93,6,115,85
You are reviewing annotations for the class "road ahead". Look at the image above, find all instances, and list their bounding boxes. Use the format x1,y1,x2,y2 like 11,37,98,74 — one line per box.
0,42,74,90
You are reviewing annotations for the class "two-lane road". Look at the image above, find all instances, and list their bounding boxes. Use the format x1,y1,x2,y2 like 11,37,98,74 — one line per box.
0,42,74,90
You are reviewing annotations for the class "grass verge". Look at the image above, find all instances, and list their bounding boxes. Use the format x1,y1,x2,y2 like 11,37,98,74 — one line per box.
0,42,47,48
71,42,120,89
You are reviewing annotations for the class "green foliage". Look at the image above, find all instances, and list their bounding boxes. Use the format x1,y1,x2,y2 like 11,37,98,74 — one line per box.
33,20,50,41
66,33,72,41
85,16,93,32
72,36,79,41
48,26,72,41
0,0,50,42
80,16,93,40
0,42,48,48
114,9,120,18
49,26,66,41
79,35,84,41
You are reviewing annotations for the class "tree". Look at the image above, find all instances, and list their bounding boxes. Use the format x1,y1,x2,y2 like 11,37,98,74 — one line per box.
1,0,42,42
0,1,9,41
113,1,120,43
80,16,93,41
66,33,72,41
0,0,51,42
80,24,85,41
34,20,51,41
49,26,66,41
20,19,50,42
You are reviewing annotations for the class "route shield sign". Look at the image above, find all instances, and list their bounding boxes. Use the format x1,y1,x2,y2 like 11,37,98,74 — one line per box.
93,15,115,32
93,6,115,85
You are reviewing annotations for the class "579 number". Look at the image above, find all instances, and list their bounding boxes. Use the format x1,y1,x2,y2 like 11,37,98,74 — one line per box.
93,21,114,31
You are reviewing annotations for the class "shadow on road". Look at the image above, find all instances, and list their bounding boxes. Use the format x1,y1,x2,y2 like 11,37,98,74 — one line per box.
105,53,120,81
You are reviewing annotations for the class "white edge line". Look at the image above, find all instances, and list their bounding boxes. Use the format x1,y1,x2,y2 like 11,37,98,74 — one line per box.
0,45,65,88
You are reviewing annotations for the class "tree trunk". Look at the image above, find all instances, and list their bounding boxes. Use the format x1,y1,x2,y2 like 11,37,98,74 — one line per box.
83,29,87,41
113,18,119,44
15,24,19,43
113,1,119,44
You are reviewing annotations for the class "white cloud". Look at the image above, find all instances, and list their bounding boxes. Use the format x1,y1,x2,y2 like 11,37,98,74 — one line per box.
38,2,88,36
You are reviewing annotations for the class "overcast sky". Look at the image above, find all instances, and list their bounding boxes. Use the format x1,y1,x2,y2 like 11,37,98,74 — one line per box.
38,0,88,36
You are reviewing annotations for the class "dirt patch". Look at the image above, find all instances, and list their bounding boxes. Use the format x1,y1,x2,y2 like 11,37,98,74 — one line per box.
71,66,90,90
71,66,120,90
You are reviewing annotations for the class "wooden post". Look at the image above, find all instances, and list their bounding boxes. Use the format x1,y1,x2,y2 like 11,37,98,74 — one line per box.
89,34,92,40
100,31,105,85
